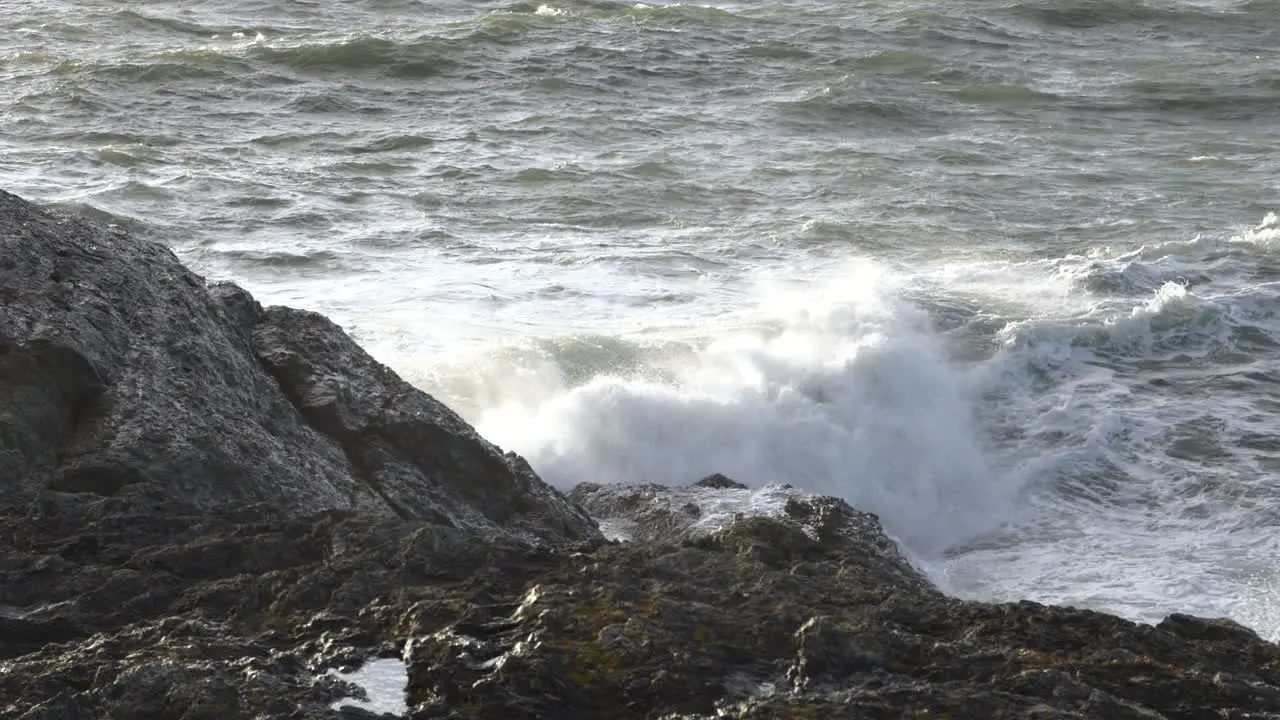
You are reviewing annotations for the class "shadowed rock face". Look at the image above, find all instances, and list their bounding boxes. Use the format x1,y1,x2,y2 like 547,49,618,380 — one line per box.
0,189,598,545
4,190,1280,720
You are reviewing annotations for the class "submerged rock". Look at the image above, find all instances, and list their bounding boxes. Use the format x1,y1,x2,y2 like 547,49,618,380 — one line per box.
3,191,1280,719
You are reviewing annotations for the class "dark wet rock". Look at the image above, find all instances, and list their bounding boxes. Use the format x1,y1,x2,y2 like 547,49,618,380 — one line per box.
692,473,747,490
337,707,403,720
7,471,1280,719
568,481,926,592
4,191,1280,719
0,190,354,513
0,189,598,544
400,491,1280,720
0,491,566,718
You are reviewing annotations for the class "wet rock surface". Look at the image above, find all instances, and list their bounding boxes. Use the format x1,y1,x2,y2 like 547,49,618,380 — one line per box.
6,484,1280,719
5,191,1280,719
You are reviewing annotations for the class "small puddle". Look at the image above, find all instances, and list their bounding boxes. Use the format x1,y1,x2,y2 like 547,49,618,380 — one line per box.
327,658,409,716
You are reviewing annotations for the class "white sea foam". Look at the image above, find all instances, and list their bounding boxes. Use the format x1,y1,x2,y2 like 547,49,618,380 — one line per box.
446,225,1274,563
406,215,1280,640
477,261,1019,555
1241,211,1280,246
922,222,1280,640
327,658,408,716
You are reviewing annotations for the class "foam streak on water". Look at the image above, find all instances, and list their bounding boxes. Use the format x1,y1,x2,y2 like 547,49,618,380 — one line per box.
5,0,1280,639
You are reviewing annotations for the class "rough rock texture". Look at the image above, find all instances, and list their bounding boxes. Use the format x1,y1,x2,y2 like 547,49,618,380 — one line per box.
0,491,562,719
0,189,597,544
5,482,1280,719
251,305,591,539
568,478,919,588
5,191,1280,719
407,487,1280,720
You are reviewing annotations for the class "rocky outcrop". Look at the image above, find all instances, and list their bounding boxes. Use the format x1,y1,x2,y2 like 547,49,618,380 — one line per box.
568,479,925,596
251,305,591,539
4,190,1280,719
0,492,559,719
409,485,1280,719
5,480,1280,719
0,189,597,544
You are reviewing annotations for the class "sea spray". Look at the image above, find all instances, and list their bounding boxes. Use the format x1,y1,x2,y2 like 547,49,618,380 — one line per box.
477,261,1019,555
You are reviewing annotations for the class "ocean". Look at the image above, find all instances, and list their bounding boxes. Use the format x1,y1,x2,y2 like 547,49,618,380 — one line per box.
4,0,1279,640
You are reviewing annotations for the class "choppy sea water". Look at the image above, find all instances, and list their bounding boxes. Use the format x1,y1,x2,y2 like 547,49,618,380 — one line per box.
5,0,1280,640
